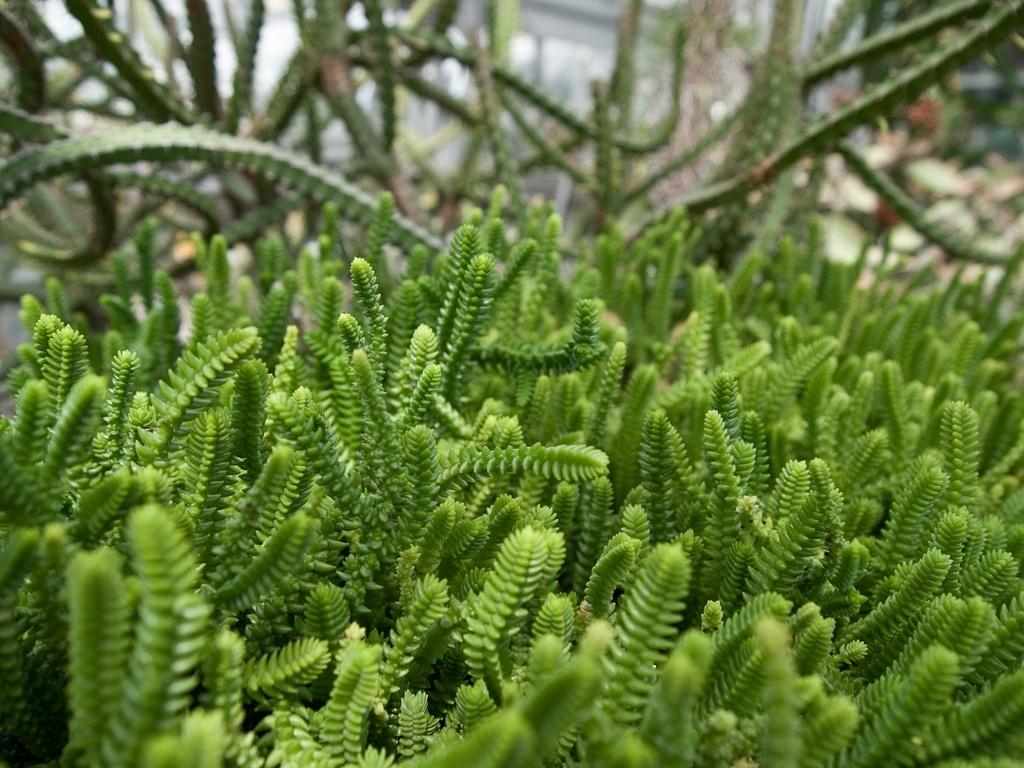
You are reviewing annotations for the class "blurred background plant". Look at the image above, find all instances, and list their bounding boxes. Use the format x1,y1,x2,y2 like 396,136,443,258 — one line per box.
1,0,1022,359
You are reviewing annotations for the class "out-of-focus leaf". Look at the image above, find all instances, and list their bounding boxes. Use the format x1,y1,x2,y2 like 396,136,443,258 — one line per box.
905,158,971,196
820,213,867,264
890,224,925,252
925,198,977,236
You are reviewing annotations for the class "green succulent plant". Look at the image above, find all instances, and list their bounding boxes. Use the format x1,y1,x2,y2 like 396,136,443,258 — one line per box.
2,2,1024,767
0,0,1020,273
0,192,1023,766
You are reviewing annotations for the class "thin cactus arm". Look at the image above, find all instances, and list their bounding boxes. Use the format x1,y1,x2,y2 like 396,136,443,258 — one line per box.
519,131,585,176
365,0,398,150
0,100,122,263
184,0,221,119
0,123,444,251
81,176,117,261
63,0,196,124
637,0,1024,232
811,0,869,60
622,107,741,207
103,172,221,230
804,0,993,88
0,103,63,143
45,38,139,106
399,67,481,126
252,47,318,141
393,27,592,133
593,82,617,216
0,7,46,112
147,0,189,69
222,195,306,244
499,90,589,186
778,0,1024,178
225,0,264,133
474,42,527,222
836,143,1009,265
400,0,459,68
612,20,689,156
392,26,681,157
609,0,645,134
313,17,393,181
503,18,688,186
318,53,415,218
11,175,118,267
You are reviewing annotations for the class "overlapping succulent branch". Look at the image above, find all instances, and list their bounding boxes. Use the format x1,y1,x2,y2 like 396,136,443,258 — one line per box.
0,4,1022,764
637,0,1024,249
1,194,1023,765
0,123,441,251
2,0,1015,268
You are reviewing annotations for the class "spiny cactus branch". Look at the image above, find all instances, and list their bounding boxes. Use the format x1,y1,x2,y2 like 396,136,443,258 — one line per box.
804,0,993,88
500,90,589,186
639,0,1024,232
0,7,46,112
0,123,443,250
0,102,61,142
104,171,221,229
63,0,196,124
221,195,305,244
836,142,1008,265
393,25,683,157
184,0,221,119
623,108,741,206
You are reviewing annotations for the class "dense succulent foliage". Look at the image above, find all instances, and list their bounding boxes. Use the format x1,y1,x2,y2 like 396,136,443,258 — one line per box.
3,1,1024,767
1,194,1024,766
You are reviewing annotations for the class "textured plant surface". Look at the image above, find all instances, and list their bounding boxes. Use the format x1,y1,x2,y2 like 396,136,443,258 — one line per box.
0,193,1023,766
1,0,1022,273
3,1,1024,767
